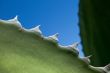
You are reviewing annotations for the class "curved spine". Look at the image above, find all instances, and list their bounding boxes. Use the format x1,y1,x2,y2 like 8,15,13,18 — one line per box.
0,16,22,28
58,42,79,55
80,55,92,64
44,33,59,43
89,64,110,73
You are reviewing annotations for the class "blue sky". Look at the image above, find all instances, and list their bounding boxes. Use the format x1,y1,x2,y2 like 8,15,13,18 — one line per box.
0,0,84,57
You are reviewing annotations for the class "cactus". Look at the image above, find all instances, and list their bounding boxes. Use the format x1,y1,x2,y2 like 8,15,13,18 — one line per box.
79,0,110,66
0,16,109,73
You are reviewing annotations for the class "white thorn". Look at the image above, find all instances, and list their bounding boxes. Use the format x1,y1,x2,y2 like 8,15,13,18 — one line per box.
15,15,18,19
8,15,18,22
81,55,92,64
70,42,79,48
68,42,79,52
29,25,42,36
58,42,79,55
104,64,110,73
14,15,18,20
49,33,59,41
0,15,22,28
45,33,59,43
89,65,105,73
89,64,110,73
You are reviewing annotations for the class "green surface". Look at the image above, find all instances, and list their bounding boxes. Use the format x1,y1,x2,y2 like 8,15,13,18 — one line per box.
79,0,110,66
0,22,100,73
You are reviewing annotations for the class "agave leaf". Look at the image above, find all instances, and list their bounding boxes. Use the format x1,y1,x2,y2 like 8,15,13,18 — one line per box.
0,17,106,73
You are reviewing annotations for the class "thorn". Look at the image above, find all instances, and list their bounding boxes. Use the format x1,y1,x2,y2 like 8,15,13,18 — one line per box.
58,42,79,55
89,64,110,73
81,55,92,64
52,33,59,39
70,42,80,48
49,33,59,41
45,33,59,43
8,15,18,22
29,25,42,35
104,64,110,73
89,65,105,73
52,33,58,40
14,15,18,20
0,15,22,29
68,42,79,53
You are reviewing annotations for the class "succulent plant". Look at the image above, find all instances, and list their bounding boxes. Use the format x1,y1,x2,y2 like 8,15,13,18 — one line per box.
79,0,110,67
0,16,109,73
